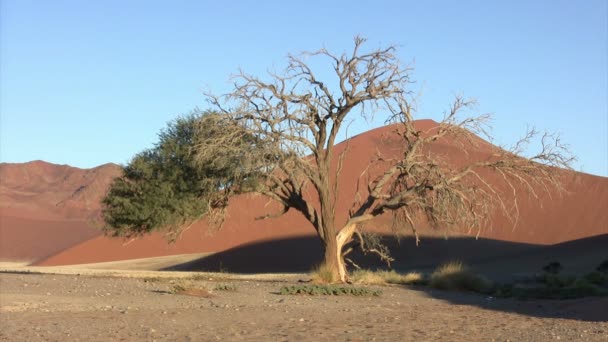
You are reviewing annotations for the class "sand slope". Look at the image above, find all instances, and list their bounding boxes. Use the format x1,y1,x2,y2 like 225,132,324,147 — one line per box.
0,161,121,261
35,120,608,267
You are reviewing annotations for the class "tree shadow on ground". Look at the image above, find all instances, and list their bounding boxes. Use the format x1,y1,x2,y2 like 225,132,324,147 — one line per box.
407,284,608,322
163,233,608,322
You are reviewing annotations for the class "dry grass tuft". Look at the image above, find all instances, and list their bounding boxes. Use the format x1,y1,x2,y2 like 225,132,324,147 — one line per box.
169,280,214,297
310,263,339,283
351,269,426,285
429,261,492,293
401,272,426,285
174,287,214,298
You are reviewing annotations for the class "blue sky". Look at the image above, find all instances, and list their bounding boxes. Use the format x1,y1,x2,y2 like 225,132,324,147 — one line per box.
1,0,606,176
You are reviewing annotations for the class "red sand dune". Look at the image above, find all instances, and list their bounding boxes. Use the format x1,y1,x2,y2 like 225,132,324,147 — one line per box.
0,161,121,261
33,120,608,267
0,215,100,262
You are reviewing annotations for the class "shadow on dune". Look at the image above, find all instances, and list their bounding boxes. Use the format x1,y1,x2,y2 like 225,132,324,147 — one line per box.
162,234,608,276
163,237,324,273
163,233,608,322
162,234,543,274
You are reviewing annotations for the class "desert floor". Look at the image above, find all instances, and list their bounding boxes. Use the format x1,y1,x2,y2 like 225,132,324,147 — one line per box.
1,271,607,342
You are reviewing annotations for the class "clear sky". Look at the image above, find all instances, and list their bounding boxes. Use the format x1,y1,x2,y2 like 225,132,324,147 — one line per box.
1,0,606,176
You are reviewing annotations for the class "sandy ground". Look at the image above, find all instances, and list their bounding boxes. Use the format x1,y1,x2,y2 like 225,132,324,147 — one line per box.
1,271,607,342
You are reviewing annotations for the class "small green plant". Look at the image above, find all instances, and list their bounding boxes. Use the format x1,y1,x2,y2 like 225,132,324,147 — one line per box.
214,283,237,291
279,284,381,296
542,261,563,274
429,261,492,293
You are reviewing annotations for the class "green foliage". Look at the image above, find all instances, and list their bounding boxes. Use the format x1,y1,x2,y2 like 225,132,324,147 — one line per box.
102,111,258,239
279,284,382,296
429,261,493,293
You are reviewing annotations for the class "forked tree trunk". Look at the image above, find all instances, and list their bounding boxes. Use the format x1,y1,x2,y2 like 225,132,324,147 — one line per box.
322,237,345,283
322,224,358,283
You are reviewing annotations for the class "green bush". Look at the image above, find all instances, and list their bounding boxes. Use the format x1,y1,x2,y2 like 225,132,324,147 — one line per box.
279,284,382,296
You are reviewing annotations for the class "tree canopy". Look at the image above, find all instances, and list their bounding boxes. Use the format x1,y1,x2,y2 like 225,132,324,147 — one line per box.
102,111,260,241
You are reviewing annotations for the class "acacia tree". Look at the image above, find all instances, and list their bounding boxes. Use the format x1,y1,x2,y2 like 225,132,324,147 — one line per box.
195,37,573,282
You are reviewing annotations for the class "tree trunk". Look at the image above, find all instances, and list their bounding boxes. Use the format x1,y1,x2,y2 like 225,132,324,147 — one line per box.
322,223,357,283
322,235,347,283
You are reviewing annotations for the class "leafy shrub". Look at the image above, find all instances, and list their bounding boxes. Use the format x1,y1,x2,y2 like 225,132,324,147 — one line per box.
429,261,492,293
279,284,381,296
